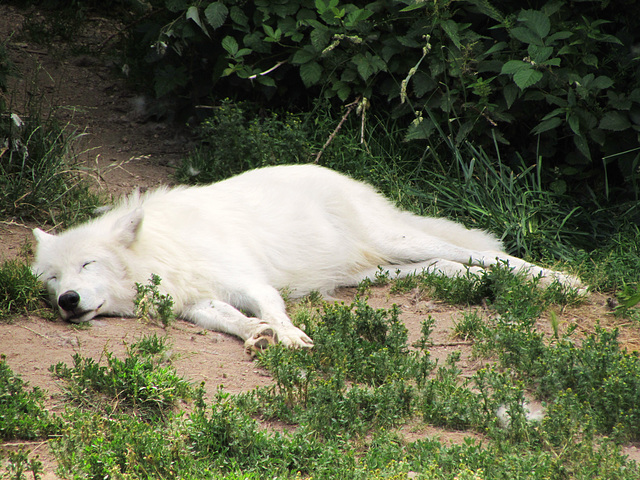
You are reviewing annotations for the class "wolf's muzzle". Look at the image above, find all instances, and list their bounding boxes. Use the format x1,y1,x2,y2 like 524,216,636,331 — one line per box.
58,290,81,312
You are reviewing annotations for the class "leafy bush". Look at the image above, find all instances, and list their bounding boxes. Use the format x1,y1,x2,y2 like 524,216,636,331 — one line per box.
125,0,639,199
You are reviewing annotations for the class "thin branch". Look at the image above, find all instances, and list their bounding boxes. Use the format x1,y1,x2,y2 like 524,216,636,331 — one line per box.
314,96,361,164
248,60,287,80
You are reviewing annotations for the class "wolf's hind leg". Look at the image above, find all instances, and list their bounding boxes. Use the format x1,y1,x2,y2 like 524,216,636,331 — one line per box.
347,260,484,286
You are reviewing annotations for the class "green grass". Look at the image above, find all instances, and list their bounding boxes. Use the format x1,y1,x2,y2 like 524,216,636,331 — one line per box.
0,258,48,321
1,71,101,227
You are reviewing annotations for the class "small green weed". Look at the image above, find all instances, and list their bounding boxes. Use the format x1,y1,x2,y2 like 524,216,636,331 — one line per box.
49,335,190,420
0,448,43,480
0,356,59,440
134,274,175,326
452,310,486,341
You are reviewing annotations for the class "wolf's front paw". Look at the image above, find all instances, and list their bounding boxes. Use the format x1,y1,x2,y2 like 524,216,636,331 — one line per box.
244,323,313,355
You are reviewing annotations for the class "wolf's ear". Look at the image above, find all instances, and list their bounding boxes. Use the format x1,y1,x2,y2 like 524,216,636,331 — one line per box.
33,228,55,245
114,208,144,247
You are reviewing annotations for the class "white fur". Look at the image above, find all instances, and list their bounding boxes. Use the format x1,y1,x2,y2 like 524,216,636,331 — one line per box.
32,164,583,351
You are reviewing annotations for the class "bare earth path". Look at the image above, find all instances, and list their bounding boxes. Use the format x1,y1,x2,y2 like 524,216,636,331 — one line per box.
1,5,639,477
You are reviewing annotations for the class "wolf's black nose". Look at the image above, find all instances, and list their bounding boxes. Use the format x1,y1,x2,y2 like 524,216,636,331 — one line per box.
58,291,80,311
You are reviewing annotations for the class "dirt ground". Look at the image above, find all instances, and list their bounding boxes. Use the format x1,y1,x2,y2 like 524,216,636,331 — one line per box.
1,5,639,478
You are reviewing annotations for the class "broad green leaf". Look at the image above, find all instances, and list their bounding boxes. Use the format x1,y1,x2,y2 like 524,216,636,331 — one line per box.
527,45,553,63
277,17,297,37
332,80,351,101
186,6,208,36
400,2,428,12
503,83,519,109
465,0,504,22
352,53,385,81
542,58,561,67
263,25,282,42
412,72,436,97
221,36,239,55
229,6,249,29
567,112,580,135
573,134,591,160
485,41,507,55
513,68,543,89
591,75,614,90
541,108,564,121
405,116,435,141
583,54,598,68
297,8,316,22
257,75,276,87
204,2,228,30
300,61,323,86
292,47,317,65
607,91,632,110
518,9,551,38
531,116,562,135
441,20,462,49
599,111,631,131
310,27,331,51
510,26,543,46
315,0,338,15
501,60,530,75
353,54,373,81
547,31,573,43
346,8,374,27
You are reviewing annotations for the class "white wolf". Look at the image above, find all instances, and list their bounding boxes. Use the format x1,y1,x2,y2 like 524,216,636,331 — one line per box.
32,164,582,352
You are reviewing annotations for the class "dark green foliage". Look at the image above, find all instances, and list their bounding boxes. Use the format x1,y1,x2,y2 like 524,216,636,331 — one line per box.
477,306,640,441
0,357,59,440
122,0,638,200
176,100,312,183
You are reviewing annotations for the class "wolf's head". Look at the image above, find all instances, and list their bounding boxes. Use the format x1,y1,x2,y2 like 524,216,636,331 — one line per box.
31,209,144,323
